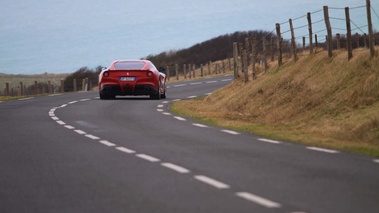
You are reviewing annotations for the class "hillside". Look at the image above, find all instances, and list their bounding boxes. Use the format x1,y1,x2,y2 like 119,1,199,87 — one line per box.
145,30,278,68
172,47,379,157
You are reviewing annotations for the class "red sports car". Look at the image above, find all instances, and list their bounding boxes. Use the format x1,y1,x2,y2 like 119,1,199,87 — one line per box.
99,60,167,100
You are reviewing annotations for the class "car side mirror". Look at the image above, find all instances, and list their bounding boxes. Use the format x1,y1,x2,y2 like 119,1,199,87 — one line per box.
158,67,166,73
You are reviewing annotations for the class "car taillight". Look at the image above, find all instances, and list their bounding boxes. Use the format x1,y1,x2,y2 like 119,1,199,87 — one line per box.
103,71,109,77
146,71,153,77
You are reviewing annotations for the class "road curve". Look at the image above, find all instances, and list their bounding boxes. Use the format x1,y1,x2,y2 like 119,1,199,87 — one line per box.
1,75,378,213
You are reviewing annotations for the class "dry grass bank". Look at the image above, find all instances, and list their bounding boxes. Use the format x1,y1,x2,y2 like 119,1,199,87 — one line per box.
172,48,379,157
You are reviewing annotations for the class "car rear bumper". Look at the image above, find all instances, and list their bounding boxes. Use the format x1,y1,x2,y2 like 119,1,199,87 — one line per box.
100,84,158,96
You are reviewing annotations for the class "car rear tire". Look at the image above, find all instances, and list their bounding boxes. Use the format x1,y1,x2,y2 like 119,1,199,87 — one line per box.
100,93,115,100
150,83,161,100
161,86,166,99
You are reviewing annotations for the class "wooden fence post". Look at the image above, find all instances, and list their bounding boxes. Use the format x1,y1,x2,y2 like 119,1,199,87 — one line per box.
5,83,9,96
192,64,196,78
200,64,204,77
73,79,77,92
233,42,239,79
207,62,211,76
19,82,23,96
183,64,186,79
270,36,275,61
34,81,38,95
252,36,257,79
307,12,313,54
48,81,52,94
85,78,89,91
275,23,283,66
366,0,375,57
324,6,333,57
82,79,86,91
289,18,298,61
60,80,64,93
345,7,353,60
262,36,268,72
175,64,179,80
243,50,248,83
188,64,192,79
239,43,244,71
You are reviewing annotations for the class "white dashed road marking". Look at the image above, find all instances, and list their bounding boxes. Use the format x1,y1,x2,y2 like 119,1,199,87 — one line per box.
187,95,197,99
85,134,100,140
258,138,282,144
373,159,379,164
136,154,160,162
174,116,186,121
194,175,230,189
161,163,190,174
190,82,202,85
221,130,240,135
236,192,282,208
18,97,34,101
192,123,208,128
64,125,75,129
306,147,339,154
74,130,86,135
99,140,116,147
116,147,136,154
56,120,66,125
173,84,186,87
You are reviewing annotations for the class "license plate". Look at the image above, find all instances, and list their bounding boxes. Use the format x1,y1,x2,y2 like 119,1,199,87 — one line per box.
120,77,136,81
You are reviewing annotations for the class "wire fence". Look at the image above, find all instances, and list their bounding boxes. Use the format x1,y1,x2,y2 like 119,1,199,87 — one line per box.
232,0,379,81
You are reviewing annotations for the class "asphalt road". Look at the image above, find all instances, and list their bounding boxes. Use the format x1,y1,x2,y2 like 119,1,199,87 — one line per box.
1,75,378,213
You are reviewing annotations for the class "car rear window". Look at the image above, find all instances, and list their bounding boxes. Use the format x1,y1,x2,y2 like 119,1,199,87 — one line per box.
114,61,145,70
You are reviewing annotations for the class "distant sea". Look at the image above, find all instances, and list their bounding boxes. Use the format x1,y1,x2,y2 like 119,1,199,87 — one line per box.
1,0,377,74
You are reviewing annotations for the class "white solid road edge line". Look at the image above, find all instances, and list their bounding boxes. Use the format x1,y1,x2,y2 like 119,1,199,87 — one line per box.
306,146,339,154
194,175,230,189
236,192,282,209
136,154,160,162
161,163,190,174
